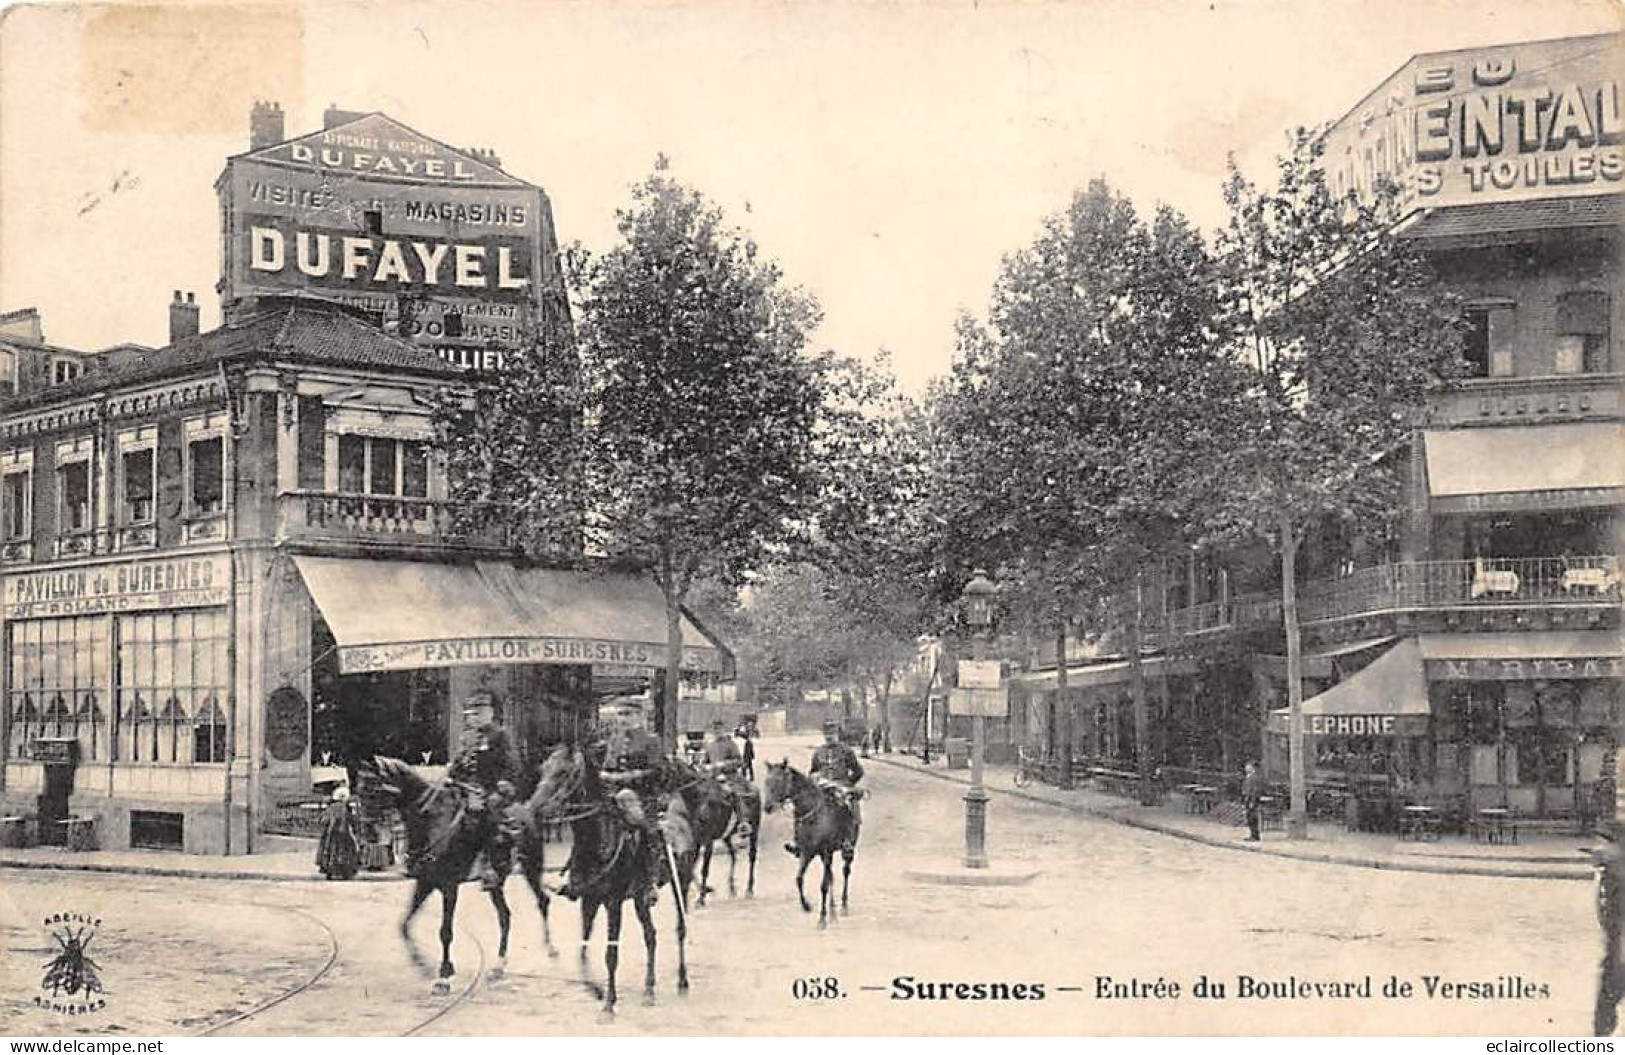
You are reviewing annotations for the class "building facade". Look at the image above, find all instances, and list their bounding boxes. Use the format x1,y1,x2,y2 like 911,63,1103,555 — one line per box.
0,108,724,855
1014,32,1623,819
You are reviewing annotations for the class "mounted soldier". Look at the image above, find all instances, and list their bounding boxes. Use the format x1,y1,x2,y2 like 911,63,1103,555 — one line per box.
442,692,521,890
554,725,669,901
785,721,865,856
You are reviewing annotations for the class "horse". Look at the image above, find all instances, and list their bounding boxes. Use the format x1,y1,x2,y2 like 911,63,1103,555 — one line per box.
761,759,859,929
660,758,759,903
531,743,689,1020
353,756,528,992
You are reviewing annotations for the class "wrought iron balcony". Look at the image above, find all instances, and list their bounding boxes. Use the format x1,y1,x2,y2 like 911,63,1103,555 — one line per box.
1296,555,1620,623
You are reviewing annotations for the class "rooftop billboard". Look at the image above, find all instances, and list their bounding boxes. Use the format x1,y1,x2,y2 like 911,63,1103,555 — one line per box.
219,114,558,370
1320,33,1623,217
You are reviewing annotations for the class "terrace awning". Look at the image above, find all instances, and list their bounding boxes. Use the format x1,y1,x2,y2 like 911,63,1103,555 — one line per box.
293,556,725,675
1424,423,1625,512
1267,638,1431,737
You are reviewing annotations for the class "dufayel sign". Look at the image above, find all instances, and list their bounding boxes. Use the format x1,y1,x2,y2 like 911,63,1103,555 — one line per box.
1320,33,1624,216
219,113,560,371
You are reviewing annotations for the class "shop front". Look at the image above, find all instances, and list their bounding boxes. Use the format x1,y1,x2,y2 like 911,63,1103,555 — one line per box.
1264,633,1623,822
265,554,724,816
0,551,235,852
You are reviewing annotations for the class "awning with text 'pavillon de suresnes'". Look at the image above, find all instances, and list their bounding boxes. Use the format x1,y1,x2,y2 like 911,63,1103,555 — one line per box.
293,556,725,676
1267,638,1431,738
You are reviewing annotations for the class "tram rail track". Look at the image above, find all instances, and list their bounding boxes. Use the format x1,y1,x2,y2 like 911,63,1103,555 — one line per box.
197,901,489,1038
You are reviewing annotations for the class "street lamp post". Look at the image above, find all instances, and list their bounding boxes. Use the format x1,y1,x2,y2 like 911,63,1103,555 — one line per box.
961,568,996,870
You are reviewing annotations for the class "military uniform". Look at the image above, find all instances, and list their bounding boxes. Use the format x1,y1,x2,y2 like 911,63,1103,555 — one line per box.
447,724,521,890
811,737,864,851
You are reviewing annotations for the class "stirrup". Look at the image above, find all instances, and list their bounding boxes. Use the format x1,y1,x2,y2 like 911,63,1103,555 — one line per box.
783,842,799,856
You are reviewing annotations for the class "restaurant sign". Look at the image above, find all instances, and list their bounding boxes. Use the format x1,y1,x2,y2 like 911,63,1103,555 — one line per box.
1427,657,1623,681
339,635,722,675
3,554,230,620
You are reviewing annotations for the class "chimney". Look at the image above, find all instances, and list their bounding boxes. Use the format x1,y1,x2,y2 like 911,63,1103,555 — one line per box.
0,307,43,344
324,103,366,130
169,291,200,344
249,100,284,150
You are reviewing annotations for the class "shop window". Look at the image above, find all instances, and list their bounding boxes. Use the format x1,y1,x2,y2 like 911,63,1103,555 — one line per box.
1556,290,1610,375
2,464,30,540
57,459,91,533
1516,736,1574,788
193,697,227,763
5,616,107,761
120,448,155,525
188,436,224,517
116,609,228,766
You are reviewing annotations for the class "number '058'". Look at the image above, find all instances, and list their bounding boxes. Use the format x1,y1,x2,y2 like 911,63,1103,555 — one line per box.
791,977,844,999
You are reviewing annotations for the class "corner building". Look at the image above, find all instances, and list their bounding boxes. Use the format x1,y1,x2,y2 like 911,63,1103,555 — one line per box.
0,108,724,854
1012,32,1623,824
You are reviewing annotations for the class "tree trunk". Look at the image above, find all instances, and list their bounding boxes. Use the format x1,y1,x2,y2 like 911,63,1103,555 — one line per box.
1129,568,1153,804
879,669,894,752
663,587,684,753
1280,514,1309,840
1054,621,1070,786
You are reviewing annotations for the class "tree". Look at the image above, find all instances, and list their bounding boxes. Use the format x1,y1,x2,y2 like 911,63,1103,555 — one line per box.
938,181,1237,789
1209,131,1465,837
576,162,828,748
435,280,586,564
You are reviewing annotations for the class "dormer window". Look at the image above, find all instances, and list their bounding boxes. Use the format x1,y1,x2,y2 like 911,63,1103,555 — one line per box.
50,358,81,386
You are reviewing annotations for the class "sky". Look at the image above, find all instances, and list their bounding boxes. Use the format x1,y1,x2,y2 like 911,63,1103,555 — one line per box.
0,0,1620,393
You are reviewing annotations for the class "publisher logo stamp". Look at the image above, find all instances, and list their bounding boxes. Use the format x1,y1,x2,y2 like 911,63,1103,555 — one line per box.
36,913,107,1015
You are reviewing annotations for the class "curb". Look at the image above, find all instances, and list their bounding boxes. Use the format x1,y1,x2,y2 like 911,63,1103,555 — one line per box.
872,755,1593,882
0,854,404,883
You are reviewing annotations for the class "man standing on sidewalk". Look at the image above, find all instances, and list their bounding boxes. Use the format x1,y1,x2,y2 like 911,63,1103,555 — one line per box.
1241,762,1263,842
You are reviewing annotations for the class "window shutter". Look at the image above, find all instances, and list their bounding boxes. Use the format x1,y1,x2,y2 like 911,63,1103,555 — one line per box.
297,396,326,490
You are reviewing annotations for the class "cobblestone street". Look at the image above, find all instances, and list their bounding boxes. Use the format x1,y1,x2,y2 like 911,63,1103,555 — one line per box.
0,736,1604,1036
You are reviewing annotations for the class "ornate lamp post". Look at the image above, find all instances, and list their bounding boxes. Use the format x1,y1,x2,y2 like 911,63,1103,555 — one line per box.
960,568,996,869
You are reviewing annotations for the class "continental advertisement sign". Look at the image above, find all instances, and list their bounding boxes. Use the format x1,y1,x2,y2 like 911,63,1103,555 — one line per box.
338,635,723,675
1321,33,1624,215
220,113,556,370
3,554,231,620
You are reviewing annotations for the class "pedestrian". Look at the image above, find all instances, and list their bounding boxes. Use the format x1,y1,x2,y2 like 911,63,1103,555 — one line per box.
316,785,361,881
1241,762,1263,842
736,723,756,782
1595,752,1625,1036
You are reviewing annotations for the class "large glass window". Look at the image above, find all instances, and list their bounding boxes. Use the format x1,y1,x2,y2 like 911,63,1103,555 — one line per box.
6,616,108,761
116,609,229,764
1462,308,1491,378
335,435,431,499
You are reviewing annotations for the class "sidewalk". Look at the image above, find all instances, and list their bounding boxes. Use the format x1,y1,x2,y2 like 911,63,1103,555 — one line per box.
0,835,402,883
871,751,1600,881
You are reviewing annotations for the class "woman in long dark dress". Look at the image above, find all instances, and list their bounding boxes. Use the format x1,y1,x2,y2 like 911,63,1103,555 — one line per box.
316,786,361,880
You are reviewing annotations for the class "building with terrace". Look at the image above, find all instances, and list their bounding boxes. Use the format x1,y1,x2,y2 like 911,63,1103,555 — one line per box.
1011,31,1623,826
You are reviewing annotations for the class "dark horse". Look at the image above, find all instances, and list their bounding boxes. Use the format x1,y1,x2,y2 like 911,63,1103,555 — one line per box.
531,744,689,1021
762,760,858,929
661,758,760,903
355,757,558,992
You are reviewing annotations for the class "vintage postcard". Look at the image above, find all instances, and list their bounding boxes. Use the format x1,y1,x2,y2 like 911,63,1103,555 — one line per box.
0,0,1622,1039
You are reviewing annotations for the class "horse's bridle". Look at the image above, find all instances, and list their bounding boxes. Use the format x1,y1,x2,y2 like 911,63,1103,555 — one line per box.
535,752,607,824
765,768,827,824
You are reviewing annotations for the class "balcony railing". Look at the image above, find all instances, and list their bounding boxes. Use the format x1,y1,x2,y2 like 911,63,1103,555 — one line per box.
1297,556,1620,623
279,491,455,539
1030,555,1622,665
